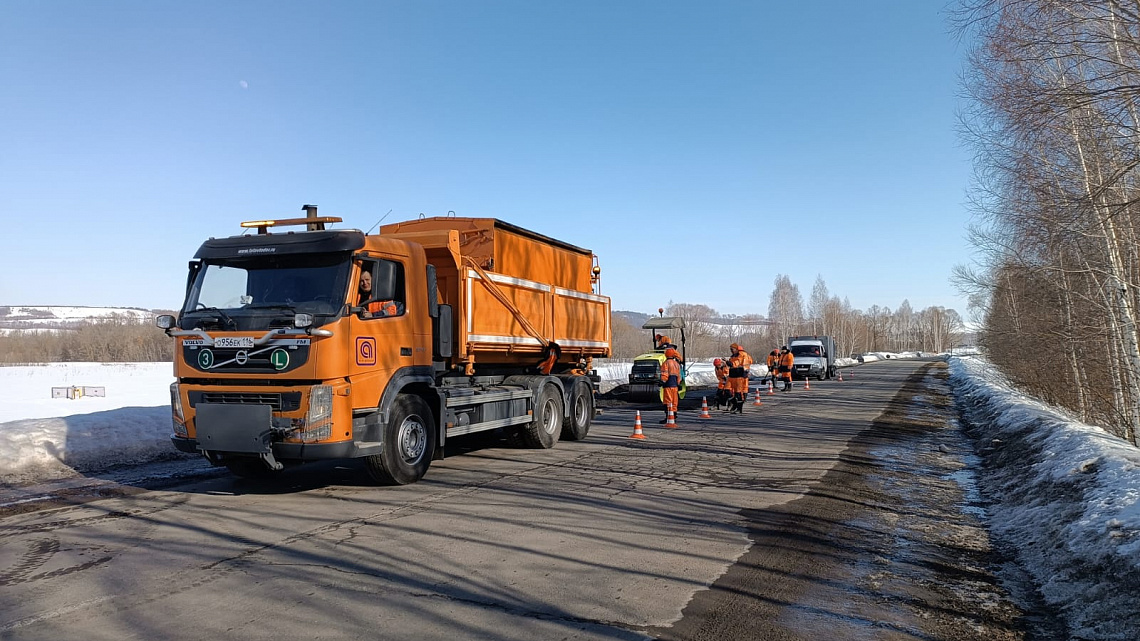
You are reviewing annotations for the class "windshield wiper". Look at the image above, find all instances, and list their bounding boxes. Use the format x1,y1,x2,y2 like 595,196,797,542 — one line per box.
245,303,297,312
192,306,237,330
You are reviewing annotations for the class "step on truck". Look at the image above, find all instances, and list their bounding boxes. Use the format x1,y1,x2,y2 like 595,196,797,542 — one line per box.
157,206,611,484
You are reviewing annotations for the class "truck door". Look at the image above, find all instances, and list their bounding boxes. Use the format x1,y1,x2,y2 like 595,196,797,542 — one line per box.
350,258,416,404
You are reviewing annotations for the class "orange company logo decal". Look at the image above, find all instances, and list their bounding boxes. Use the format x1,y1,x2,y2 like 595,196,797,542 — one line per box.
356,337,377,366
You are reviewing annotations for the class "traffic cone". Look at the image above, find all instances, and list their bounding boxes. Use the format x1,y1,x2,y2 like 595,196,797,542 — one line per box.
767,380,775,395
838,370,844,382
804,377,812,391
699,396,712,419
664,404,678,429
752,387,764,406
630,410,647,439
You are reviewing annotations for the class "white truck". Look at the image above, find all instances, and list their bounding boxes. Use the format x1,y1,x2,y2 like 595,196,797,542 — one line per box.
787,335,837,380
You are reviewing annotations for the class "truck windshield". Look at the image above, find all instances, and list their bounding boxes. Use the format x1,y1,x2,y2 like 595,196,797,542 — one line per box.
790,345,822,357
181,253,351,330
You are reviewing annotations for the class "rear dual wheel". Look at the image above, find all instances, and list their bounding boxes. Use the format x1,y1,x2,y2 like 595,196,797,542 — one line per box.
518,384,563,449
561,380,594,441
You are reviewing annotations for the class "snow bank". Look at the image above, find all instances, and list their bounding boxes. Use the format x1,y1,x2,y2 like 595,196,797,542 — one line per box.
0,408,184,483
0,363,178,481
949,356,1140,640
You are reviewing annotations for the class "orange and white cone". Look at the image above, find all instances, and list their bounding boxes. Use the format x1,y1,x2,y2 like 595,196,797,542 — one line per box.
664,404,678,429
752,387,764,406
804,377,812,391
838,370,844,382
767,380,775,395
699,396,712,419
630,410,647,439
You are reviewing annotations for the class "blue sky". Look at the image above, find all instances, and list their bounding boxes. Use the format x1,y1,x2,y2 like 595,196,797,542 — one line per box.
0,1,974,318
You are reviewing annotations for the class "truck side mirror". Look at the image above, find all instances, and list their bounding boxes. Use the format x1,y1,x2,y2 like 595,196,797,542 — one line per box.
433,304,453,359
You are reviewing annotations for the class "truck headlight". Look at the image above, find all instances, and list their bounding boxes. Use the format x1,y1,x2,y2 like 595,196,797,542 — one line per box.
307,385,332,424
300,385,333,442
170,383,188,438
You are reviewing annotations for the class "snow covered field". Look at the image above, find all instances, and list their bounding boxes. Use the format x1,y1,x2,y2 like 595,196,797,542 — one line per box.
0,305,155,333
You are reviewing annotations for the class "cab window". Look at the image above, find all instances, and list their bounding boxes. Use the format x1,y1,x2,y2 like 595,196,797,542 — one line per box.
356,259,406,318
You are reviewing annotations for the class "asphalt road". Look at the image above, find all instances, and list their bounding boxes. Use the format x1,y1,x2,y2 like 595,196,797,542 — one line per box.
0,359,1024,640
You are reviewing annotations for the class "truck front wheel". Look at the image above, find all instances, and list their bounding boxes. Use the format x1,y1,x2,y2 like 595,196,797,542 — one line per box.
520,384,563,449
366,394,436,485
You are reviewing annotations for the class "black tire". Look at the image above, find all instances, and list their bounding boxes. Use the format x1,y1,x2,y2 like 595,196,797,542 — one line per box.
561,380,594,441
519,384,563,449
224,457,278,479
365,394,436,485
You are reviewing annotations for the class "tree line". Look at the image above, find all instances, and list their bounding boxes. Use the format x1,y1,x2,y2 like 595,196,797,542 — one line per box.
0,314,172,363
953,0,1140,445
611,274,965,362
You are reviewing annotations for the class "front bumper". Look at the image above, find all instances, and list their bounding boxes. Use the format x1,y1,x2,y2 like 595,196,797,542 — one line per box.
792,364,823,379
172,435,370,460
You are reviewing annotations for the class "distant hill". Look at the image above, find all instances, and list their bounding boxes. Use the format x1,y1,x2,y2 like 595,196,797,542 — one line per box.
0,306,156,333
614,310,651,328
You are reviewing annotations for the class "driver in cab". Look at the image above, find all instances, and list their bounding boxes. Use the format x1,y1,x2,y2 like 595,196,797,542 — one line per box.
358,271,399,318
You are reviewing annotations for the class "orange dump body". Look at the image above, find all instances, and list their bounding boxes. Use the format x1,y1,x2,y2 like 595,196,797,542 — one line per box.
380,217,611,368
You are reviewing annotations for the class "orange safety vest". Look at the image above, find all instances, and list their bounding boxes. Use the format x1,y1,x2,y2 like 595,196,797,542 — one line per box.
660,357,681,388
367,300,399,316
715,364,730,389
779,351,794,375
737,349,753,371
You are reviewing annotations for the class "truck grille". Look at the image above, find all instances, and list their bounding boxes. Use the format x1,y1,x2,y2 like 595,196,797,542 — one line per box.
189,391,302,412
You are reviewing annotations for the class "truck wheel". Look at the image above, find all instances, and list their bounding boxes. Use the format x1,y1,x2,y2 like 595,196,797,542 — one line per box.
561,380,593,441
520,384,563,449
366,394,435,485
224,457,278,479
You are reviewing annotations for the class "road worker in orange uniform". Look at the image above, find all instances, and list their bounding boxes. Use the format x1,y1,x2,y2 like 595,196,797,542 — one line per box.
713,358,731,410
727,343,753,414
358,271,400,318
778,346,795,391
766,349,779,387
659,348,682,422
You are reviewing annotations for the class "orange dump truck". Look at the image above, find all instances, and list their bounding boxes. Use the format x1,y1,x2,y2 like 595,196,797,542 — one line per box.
157,207,610,484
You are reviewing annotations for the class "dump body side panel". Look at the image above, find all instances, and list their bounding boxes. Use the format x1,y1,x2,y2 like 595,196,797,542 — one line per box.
383,218,610,368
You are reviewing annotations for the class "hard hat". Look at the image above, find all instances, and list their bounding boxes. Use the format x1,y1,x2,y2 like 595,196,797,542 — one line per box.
713,358,723,366
730,343,741,351
665,348,679,359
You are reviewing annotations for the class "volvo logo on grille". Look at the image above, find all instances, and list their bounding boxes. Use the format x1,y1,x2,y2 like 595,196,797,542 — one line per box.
235,350,249,365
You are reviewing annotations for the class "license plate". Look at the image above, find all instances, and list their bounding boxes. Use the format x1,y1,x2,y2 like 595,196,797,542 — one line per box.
215,337,254,348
